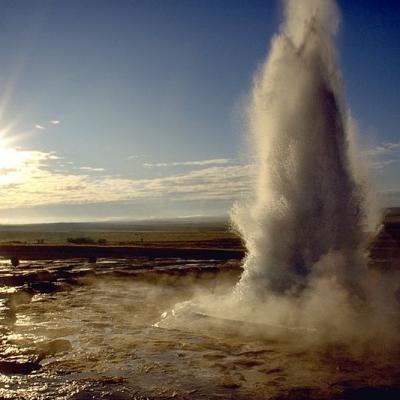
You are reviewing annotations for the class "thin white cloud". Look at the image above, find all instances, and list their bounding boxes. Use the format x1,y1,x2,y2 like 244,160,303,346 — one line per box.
363,142,400,169
364,142,400,158
371,159,400,170
79,166,105,172
1,143,398,212
35,124,45,130
1,141,397,212
0,149,251,209
50,120,60,124
127,155,141,160
143,158,231,168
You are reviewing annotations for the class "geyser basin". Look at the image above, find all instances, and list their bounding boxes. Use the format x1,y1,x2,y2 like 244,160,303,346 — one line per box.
0,258,399,400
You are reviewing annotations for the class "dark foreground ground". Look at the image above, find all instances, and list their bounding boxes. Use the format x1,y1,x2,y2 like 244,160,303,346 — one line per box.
0,213,398,399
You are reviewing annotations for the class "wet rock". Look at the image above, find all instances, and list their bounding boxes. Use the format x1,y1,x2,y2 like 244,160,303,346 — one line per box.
57,281,74,291
10,257,19,267
219,380,241,389
95,375,127,384
35,270,56,282
0,359,41,374
28,281,58,293
336,386,400,400
0,273,26,286
54,269,75,279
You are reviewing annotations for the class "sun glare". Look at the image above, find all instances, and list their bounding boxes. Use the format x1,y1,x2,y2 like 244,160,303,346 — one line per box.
0,121,40,172
0,134,42,187
0,143,21,173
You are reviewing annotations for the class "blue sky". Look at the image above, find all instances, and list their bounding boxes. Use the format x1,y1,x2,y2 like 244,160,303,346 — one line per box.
0,0,398,223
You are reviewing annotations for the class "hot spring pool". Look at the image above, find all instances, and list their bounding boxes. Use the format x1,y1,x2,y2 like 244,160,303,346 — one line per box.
0,259,399,399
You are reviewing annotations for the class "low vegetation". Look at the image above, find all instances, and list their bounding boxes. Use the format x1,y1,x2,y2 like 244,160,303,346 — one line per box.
67,237,108,245
0,229,239,246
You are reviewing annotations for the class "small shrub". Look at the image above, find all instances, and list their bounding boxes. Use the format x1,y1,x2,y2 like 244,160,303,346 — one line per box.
67,237,96,245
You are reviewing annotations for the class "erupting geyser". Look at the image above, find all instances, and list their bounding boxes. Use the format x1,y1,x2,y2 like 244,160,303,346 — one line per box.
232,0,367,299
161,0,398,344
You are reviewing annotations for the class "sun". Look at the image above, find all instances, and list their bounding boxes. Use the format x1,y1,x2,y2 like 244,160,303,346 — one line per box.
0,145,24,170
0,143,42,187
0,122,38,171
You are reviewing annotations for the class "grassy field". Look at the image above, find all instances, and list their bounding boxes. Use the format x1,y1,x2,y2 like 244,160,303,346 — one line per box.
0,218,244,251
0,230,241,246
0,222,244,262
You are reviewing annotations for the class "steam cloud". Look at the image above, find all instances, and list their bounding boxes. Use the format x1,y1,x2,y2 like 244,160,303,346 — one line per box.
227,0,399,345
232,0,365,296
159,0,398,348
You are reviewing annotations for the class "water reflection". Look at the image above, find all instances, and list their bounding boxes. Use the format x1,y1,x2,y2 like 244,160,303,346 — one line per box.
0,258,399,399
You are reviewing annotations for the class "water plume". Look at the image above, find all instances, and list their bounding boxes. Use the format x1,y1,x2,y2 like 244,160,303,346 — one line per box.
232,0,366,297
228,0,398,344
159,0,398,347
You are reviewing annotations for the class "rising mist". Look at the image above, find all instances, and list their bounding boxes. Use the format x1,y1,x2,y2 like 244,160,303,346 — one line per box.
226,0,398,345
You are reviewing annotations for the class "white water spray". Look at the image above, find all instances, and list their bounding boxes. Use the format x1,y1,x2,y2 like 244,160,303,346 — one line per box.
232,0,368,299
159,0,398,345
